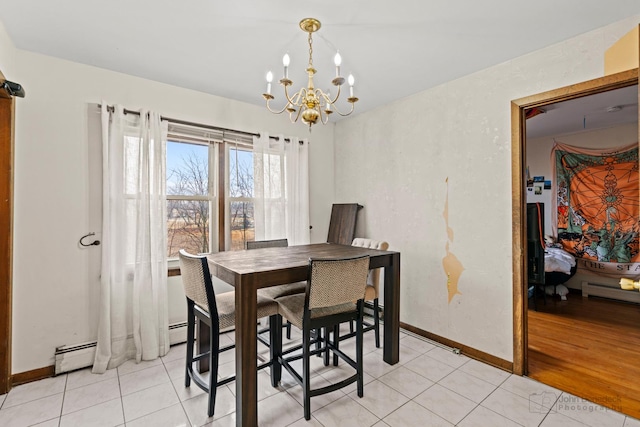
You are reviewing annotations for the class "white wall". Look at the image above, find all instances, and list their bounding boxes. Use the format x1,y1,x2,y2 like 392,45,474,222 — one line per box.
4,40,335,373
334,16,640,362
0,22,16,79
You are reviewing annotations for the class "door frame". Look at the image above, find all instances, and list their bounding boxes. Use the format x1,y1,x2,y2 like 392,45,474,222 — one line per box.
511,68,639,375
0,70,15,394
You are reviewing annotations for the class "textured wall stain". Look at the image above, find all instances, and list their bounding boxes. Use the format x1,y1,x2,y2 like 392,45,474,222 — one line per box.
443,177,463,303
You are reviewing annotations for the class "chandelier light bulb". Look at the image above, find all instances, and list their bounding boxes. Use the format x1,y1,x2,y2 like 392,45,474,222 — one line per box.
348,74,355,97
334,52,342,77
266,71,273,95
283,54,290,78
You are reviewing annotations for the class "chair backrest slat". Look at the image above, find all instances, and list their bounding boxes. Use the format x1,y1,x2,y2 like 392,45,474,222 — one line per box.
308,256,370,310
245,238,288,250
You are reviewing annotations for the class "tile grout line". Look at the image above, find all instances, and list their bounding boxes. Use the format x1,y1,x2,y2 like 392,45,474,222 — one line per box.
535,392,562,427
57,373,68,427
116,365,126,426
161,352,192,427
454,374,520,427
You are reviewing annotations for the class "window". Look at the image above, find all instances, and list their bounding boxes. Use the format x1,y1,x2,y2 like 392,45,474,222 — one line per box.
165,122,256,258
166,139,215,258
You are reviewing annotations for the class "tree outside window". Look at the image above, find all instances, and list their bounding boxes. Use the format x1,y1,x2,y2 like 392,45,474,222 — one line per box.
165,139,258,257
166,141,211,258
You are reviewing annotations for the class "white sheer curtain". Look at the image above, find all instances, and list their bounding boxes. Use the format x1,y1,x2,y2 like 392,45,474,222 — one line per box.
284,135,310,245
253,132,310,245
93,104,170,373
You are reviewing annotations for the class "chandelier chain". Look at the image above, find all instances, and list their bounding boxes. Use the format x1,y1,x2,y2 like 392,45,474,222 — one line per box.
308,32,313,67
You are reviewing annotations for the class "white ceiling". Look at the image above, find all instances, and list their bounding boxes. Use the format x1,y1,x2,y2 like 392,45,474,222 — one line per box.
526,84,639,139
1,1,639,122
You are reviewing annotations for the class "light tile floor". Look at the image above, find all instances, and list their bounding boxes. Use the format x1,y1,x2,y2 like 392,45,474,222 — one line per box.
1,326,638,427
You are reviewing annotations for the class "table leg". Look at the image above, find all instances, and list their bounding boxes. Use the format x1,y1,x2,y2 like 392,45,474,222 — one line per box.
235,277,258,427
383,252,400,364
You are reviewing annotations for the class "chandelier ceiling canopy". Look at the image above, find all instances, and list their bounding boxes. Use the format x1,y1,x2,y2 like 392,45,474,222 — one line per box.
262,18,358,130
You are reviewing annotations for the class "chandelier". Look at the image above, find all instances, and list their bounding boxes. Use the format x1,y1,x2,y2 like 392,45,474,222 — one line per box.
262,18,358,130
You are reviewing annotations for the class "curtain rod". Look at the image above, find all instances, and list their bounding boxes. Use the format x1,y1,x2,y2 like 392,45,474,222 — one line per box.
102,104,296,144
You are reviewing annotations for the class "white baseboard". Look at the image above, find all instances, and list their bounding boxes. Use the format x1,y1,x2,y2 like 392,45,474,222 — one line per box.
581,281,640,303
168,321,188,345
54,341,97,375
54,322,188,375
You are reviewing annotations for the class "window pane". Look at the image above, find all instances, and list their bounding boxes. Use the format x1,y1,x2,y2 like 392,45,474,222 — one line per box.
229,147,254,198
167,199,210,258
167,140,209,196
230,201,254,251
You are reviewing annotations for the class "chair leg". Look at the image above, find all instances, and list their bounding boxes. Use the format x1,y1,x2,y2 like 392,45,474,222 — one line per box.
208,321,220,417
356,304,364,398
373,298,380,348
185,301,194,387
303,327,312,421
323,326,330,366
269,315,282,387
286,321,292,340
315,328,322,358
332,324,340,366
349,320,354,334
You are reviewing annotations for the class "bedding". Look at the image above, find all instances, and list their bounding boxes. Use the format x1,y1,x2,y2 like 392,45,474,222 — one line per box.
545,247,576,274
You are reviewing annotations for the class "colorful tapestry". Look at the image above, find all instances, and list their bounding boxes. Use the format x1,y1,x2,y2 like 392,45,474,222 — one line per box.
553,142,640,277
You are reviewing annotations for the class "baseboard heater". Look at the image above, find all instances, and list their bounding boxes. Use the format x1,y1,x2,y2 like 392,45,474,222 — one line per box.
581,281,640,304
54,321,188,375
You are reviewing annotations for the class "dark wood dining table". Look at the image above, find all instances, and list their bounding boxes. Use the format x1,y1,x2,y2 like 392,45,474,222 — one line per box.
206,242,401,427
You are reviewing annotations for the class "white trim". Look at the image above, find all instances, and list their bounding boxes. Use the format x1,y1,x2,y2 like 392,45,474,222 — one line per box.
581,281,640,303
54,322,188,374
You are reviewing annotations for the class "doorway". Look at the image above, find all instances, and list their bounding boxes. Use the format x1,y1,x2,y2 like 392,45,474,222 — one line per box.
510,69,639,414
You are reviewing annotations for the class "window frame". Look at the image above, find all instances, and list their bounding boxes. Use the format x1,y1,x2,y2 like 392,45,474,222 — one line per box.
226,142,256,251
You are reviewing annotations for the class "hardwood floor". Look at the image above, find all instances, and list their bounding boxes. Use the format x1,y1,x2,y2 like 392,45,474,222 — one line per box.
527,290,640,419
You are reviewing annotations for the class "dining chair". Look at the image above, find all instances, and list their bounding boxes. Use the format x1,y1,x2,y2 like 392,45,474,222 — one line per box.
246,238,307,299
246,238,306,340
341,238,389,349
178,249,281,417
275,255,370,420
